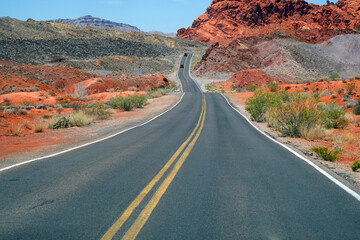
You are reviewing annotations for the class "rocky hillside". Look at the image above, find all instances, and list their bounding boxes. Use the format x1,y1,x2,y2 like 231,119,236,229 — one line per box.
194,34,360,82
51,15,141,33
178,0,360,45
0,18,208,75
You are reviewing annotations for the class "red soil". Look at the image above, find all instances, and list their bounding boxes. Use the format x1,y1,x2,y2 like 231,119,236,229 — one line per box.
213,69,286,91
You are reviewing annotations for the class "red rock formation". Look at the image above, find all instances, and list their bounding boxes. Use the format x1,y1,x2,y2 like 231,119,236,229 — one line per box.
178,0,360,45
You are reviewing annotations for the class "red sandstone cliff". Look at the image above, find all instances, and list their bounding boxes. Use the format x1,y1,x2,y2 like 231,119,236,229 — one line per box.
177,0,360,45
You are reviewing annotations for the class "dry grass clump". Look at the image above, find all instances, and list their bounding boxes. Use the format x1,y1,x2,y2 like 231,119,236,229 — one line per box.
33,118,50,133
331,133,358,145
300,125,326,141
345,112,360,127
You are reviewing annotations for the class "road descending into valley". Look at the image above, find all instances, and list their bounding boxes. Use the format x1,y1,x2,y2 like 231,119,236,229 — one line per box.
1,54,360,239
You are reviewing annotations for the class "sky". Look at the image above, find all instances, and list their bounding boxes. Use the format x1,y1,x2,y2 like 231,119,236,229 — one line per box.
1,0,333,33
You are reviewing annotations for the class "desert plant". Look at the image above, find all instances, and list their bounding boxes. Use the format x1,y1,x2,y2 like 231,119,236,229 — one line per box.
33,118,48,133
311,146,342,162
3,97,11,106
318,102,348,129
107,96,134,111
69,111,94,127
131,95,148,108
17,109,27,115
86,103,111,120
328,72,340,81
346,82,356,95
245,90,275,122
267,82,278,92
52,116,71,129
331,133,358,145
353,103,360,116
351,160,360,172
268,99,321,137
300,124,326,141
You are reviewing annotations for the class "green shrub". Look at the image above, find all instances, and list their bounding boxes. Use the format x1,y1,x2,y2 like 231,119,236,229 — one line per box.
311,146,342,161
351,160,360,172
268,99,321,137
131,95,148,108
346,82,356,94
318,102,348,129
245,84,258,92
52,116,71,129
245,90,277,122
353,104,360,115
329,72,340,81
267,81,278,92
86,103,111,119
107,96,134,111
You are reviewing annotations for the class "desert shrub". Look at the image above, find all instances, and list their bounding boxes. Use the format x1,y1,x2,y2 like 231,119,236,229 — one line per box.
267,82,278,92
300,124,326,141
69,111,94,127
353,104,360,116
329,72,340,81
86,103,111,119
245,84,258,92
33,118,48,133
131,95,147,108
346,82,356,94
267,99,321,137
107,96,134,111
345,101,358,108
147,88,170,98
311,146,342,161
4,108,17,114
17,109,27,115
3,97,11,106
317,102,348,129
351,160,360,172
52,116,71,129
245,90,279,122
331,133,358,144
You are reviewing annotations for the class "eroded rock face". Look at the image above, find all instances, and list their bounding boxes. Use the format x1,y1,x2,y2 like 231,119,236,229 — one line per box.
178,0,360,45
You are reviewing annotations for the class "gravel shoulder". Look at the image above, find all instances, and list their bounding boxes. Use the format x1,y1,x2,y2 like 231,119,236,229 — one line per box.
224,93,360,195
0,93,181,169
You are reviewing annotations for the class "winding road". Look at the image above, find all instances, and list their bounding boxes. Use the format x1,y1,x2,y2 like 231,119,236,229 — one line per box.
1,54,360,239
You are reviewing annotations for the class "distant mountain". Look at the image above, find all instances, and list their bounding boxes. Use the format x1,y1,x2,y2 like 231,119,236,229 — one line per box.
146,31,176,38
50,15,141,33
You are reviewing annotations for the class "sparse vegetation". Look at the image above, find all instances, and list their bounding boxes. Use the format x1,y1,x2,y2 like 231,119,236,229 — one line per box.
267,82,278,92
346,82,356,95
351,160,360,172
311,146,342,162
317,102,348,129
85,103,112,120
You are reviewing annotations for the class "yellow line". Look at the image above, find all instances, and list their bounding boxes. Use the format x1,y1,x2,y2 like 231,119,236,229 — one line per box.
101,95,205,240
123,95,206,240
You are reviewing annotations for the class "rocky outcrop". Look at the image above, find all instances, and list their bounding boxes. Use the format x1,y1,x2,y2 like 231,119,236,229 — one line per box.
178,0,360,45
51,15,141,33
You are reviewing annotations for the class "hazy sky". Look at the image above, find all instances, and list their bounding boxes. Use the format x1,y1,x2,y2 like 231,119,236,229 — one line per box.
1,0,333,33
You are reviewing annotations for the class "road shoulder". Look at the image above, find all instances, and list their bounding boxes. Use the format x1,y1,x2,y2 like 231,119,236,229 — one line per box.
0,93,182,170
223,93,360,196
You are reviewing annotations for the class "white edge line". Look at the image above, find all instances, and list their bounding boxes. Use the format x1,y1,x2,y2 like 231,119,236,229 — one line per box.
0,93,186,173
220,93,360,202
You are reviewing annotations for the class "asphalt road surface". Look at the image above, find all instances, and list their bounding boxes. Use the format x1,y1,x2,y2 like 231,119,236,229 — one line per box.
1,54,360,240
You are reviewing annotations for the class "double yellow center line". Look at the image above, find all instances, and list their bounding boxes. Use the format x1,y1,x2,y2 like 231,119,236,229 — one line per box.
101,94,207,240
